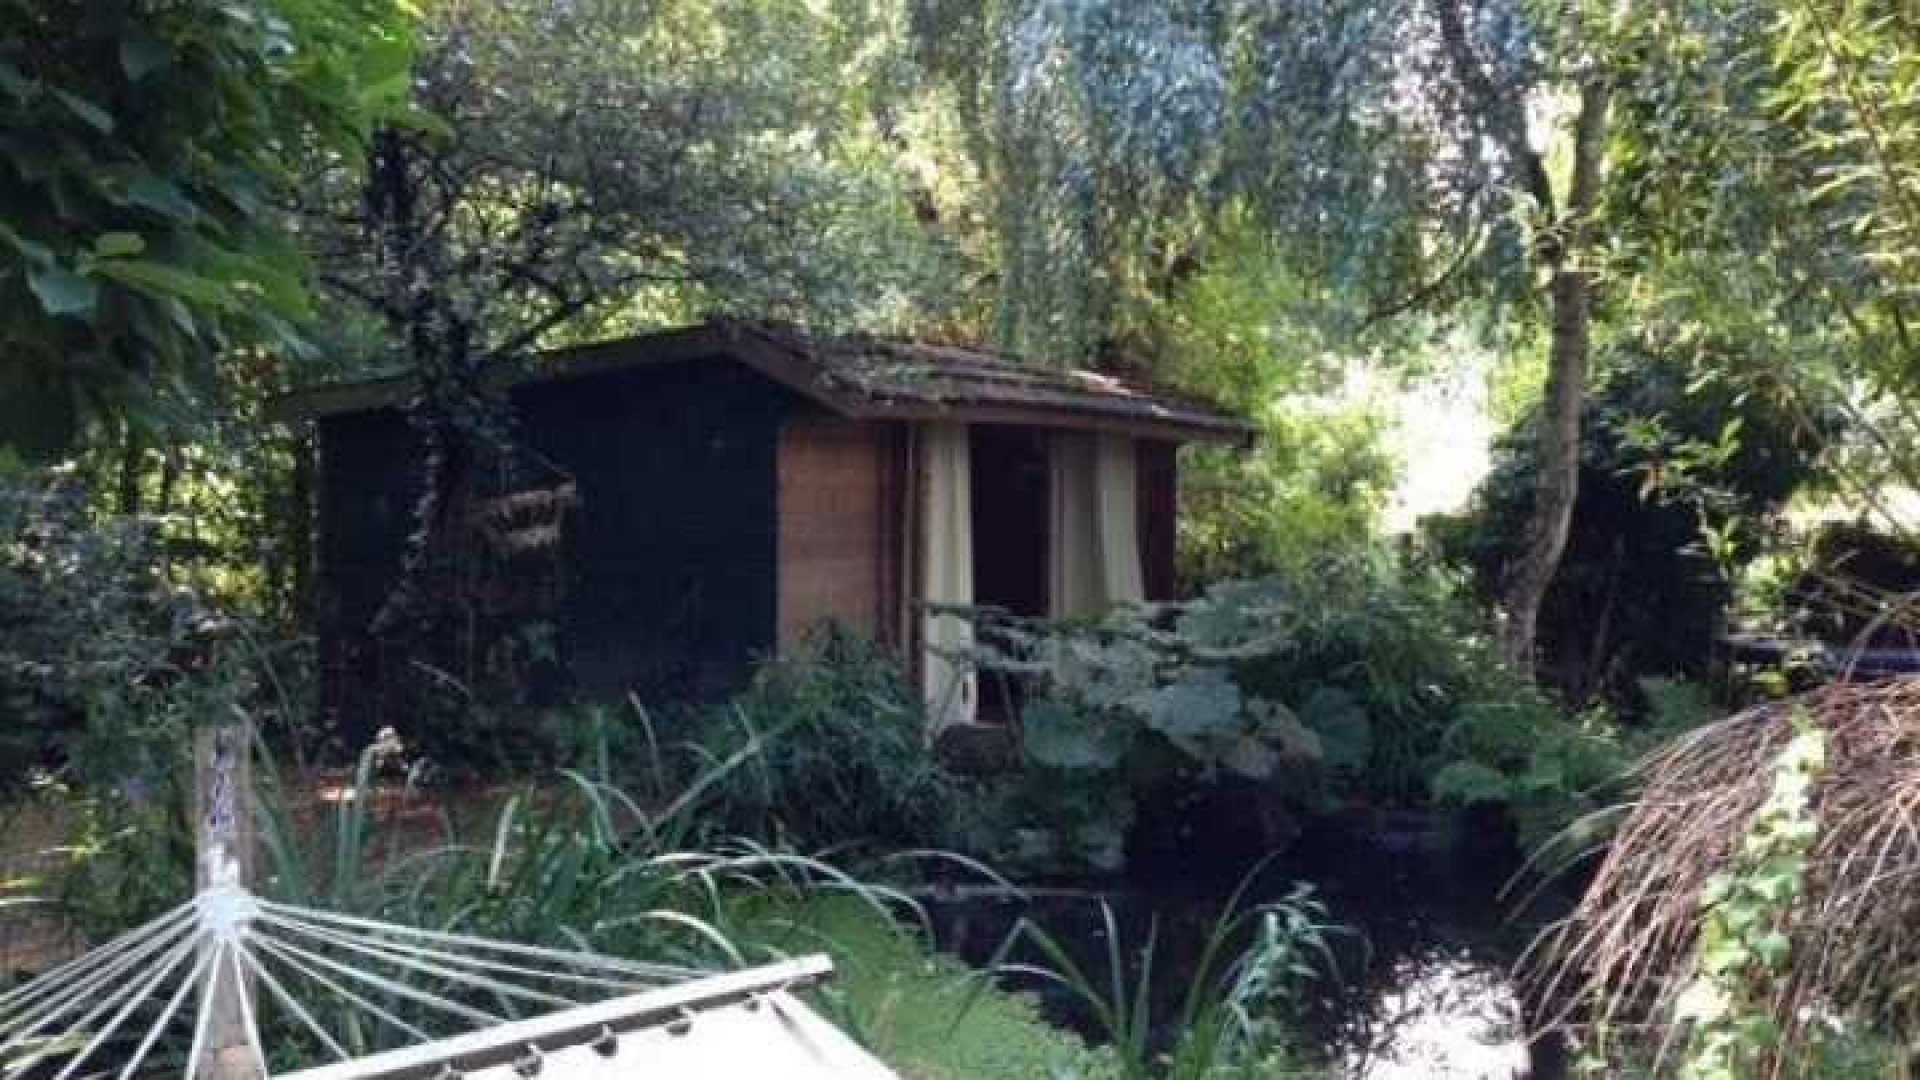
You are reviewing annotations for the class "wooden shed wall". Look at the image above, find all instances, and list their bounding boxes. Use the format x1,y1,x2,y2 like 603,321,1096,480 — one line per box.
315,359,789,746
315,408,425,743
775,415,905,649
517,361,786,699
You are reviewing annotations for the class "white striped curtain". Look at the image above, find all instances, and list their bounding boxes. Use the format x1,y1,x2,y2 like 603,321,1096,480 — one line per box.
1049,432,1145,617
920,423,978,734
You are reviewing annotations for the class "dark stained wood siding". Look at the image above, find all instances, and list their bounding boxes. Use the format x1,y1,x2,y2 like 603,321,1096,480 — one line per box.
1137,439,1178,602
519,361,786,700
775,414,902,647
315,408,424,744
314,358,788,748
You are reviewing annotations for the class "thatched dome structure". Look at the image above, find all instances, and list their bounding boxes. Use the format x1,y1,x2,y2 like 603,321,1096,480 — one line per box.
1530,677,1920,1073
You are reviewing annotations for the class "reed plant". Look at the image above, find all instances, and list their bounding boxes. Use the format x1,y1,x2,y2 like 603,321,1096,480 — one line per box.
984,868,1340,1079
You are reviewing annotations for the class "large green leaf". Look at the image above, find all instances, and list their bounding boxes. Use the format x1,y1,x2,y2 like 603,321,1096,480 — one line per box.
93,259,236,308
1296,687,1370,775
1063,635,1160,708
92,232,145,258
123,176,201,223
0,0,415,453
1122,668,1242,753
1021,701,1133,772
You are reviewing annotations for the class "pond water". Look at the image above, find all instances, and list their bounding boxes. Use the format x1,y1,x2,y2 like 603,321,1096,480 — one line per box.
921,816,1569,1078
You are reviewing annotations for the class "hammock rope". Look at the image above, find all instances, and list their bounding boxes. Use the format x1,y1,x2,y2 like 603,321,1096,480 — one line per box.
0,727,894,1079
0,884,760,1076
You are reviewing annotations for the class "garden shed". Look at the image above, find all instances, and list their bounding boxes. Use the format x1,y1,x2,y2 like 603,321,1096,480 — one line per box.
284,320,1251,740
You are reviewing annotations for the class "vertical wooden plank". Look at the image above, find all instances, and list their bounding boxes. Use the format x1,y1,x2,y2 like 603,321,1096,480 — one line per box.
194,724,261,1080
874,423,910,649
903,424,923,687
776,415,888,647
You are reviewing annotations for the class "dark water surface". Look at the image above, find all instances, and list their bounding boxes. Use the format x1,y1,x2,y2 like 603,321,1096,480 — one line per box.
921,817,1568,1078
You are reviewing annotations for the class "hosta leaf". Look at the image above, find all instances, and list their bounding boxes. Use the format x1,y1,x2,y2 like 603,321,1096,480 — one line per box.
1021,701,1132,771
1123,667,1242,752
1297,687,1370,774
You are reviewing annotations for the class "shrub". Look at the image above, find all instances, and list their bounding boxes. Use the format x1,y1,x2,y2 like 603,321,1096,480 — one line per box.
672,625,995,856
973,552,1640,864
0,473,218,790
260,753,1111,1075
1428,352,1820,705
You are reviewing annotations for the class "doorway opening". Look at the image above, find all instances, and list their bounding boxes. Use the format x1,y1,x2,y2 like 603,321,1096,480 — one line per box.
969,425,1051,722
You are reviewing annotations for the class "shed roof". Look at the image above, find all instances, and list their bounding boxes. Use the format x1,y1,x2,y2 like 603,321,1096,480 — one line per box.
276,320,1253,444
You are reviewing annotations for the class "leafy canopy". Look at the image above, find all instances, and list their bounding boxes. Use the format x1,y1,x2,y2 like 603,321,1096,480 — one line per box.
0,0,414,459
911,0,1566,362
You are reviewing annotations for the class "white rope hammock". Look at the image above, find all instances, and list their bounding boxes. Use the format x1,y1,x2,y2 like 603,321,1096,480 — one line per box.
0,729,899,1079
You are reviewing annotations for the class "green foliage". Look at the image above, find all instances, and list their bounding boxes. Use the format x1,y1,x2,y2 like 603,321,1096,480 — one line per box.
1174,557,1548,807
315,0,955,364
1603,0,1920,536
970,600,1324,871
1433,704,1637,855
1177,414,1395,586
0,468,314,938
1671,718,1826,1080
992,872,1334,1079
0,0,413,458
909,0,1547,363
750,896,1123,1080
974,553,1626,863
1430,352,1819,704
0,472,278,792
671,627,992,856
42,777,195,941
249,752,1115,1074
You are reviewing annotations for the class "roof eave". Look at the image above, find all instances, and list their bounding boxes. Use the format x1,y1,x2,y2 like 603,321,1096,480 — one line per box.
270,323,1255,446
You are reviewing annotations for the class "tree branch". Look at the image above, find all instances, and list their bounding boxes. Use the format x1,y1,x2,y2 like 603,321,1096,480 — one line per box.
1363,216,1486,327
1430,0,1556,222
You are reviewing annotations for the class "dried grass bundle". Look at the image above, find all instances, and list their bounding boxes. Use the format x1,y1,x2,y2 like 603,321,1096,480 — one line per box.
1526,677,1920,1073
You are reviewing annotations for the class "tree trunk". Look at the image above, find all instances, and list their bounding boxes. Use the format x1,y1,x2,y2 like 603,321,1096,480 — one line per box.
1497,79,1610,669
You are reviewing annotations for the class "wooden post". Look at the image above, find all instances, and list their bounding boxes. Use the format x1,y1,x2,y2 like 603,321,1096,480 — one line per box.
195,723,263,1080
